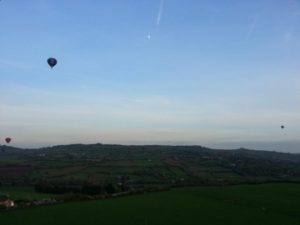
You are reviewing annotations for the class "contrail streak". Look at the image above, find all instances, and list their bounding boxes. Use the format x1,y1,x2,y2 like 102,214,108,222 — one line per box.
156,0,165,25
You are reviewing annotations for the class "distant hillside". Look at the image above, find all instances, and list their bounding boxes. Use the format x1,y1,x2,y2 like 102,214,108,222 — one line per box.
1,144,300,192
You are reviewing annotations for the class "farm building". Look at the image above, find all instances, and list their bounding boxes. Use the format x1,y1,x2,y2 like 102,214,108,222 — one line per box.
0,194,14,208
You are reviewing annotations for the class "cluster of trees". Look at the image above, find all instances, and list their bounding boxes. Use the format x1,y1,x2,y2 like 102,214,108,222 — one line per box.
34,179,171,197
35,181,118,195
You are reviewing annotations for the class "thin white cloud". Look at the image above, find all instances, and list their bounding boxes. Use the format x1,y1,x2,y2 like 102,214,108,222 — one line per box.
0,59,39,70
156,0,165,26
284,30,293,45
1,79,300,149
247,14,259,38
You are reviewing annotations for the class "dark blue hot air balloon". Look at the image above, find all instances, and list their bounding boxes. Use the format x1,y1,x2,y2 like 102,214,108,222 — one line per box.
47,57,57,69
5,137,11,144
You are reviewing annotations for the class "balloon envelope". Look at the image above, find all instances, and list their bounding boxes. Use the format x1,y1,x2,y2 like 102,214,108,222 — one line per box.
47,57,57,68
5,137,11,144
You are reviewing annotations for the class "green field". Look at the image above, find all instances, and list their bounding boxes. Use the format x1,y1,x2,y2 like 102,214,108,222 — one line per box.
1,144,300,189
0,187,54,200
0,183,299,225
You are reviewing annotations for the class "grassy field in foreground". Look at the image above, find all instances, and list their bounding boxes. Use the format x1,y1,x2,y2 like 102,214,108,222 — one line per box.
0,183,300,225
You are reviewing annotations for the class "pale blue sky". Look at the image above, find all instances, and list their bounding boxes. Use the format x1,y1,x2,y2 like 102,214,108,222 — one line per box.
1,0,300,151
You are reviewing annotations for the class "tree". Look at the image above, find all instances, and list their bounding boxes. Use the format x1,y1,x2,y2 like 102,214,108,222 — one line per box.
105,183,116,194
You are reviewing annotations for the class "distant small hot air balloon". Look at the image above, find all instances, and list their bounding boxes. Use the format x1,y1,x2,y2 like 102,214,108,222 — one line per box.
5,137,11,144
47,57,57,69
281,125,285,129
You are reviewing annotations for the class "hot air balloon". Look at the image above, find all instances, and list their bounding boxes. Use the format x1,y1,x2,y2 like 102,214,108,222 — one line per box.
281,125,285,129
5,137,11,144
47,57,57,68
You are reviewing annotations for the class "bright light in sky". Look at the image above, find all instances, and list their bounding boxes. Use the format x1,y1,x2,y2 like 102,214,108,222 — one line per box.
0,0,300,152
